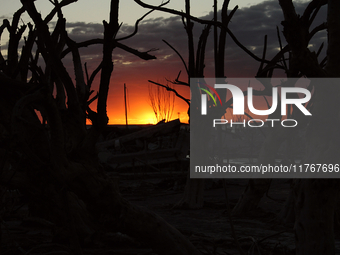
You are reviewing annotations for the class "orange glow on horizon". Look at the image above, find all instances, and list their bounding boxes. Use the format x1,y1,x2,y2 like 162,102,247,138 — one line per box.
105,107,189,125
85,107,189,125
86,81,190,125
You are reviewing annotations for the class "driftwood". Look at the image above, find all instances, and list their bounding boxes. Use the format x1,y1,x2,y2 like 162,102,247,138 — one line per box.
99,125,189,170
96,119,181,150
108,148,181,164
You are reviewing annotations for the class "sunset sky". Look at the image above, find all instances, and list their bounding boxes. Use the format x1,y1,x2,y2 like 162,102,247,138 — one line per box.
0,0,326,124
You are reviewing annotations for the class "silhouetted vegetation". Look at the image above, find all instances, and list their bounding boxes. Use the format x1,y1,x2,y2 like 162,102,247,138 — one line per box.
1,0,340,255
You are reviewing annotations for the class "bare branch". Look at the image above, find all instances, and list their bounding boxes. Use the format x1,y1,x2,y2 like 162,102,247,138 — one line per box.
148,80,190,106
163,39,188,75
213,0,218,77
61,39,156,60
308,22,327,41
320,55,327,68
135,0,271,64
279,0,326,77
11,89,66,167
325,0,340,75
302,0,327,27
117,42,157,60
167,71,189,86
196,24,211,77
117,0,170,41
257,35,268,76
44,0,78,23
148,81,175,122
96,0,120,129
0,20,8,66
88,62,103,90
65,35,87,107
21,0,83,113
316,42,324,58
257,45,288,78
216,3,238,77
84,62,89,84
11,6,25,34
185,0,195,77
7,7,26,77
276,27,288,72
87,93,99,106
13,24,37,82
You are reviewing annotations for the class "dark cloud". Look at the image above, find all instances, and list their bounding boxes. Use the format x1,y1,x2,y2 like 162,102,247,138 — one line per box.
0,15,11,20
66,22,104,35
226,1,327,56
60,0,328,81
2,0,323,123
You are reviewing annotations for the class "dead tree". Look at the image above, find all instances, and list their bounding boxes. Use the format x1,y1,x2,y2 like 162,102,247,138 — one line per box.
279,0,340,254
228,0,340,253
0,1,202,254
231,0,327,216
134,0,340,253
148,81,175,123
135,0,241,209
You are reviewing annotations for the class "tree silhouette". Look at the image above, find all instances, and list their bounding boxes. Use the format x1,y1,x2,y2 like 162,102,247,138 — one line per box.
2,0,339,254
148,80,175,123
137,0,340,254
215,0,339,254
279,0,340,254
0,1,202,254
229,0,328,216
135,0,241,209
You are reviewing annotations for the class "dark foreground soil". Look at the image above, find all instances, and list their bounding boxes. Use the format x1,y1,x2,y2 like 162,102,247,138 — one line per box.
2,172,340,255
118,175,295,255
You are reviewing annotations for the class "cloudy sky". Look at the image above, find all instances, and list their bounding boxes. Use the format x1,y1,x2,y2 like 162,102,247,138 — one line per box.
0,0,327,124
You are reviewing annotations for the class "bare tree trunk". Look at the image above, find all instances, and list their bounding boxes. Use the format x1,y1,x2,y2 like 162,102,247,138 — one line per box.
174,173,205,209
277,179,296,225
177,0,236,210
0,1,203,254
97,0,119,130
278,0,340,254
232,126,287,215
63,162,202,255
293,83,340,254
294,180,338,255
173,0,206,210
